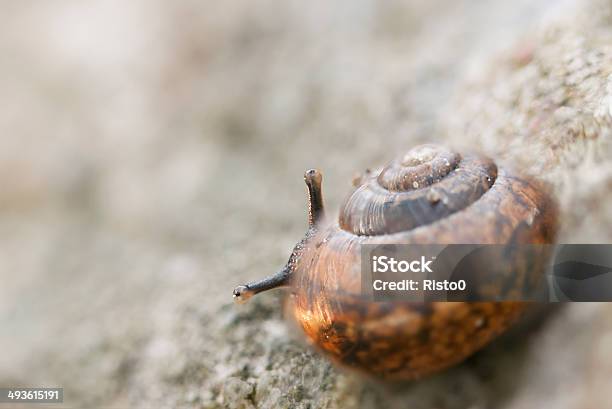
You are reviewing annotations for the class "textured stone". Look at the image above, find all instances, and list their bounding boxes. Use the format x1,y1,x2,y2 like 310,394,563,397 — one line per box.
0,1,611,408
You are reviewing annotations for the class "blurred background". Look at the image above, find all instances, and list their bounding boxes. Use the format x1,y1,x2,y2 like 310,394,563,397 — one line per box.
1,0,611,408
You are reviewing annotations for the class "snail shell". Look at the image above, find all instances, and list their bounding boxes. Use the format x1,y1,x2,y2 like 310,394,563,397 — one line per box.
233,144,557,380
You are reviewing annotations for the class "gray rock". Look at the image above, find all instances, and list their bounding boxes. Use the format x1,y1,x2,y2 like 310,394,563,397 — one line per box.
0,0,611,408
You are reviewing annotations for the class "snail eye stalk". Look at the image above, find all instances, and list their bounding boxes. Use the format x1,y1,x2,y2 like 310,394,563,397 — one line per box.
232,169,324,304
304,169,325,227
232,264,293,304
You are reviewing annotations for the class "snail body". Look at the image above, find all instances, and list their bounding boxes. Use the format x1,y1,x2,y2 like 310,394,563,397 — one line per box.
233,145,557,380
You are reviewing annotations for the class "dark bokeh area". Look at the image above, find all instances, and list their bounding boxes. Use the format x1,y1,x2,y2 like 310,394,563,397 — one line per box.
1,1,611,408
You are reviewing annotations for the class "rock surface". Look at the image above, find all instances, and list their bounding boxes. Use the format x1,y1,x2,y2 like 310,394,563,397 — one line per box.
0,0,611,408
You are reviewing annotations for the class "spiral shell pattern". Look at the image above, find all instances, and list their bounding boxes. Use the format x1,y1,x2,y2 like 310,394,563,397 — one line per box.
340,145,498,235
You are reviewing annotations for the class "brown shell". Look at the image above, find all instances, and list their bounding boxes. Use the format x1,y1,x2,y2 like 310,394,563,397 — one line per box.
288,145,557,380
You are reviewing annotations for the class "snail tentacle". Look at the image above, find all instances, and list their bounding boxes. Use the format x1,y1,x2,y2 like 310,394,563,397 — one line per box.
232,263,293,304
233,169,325,304
305,169,325,227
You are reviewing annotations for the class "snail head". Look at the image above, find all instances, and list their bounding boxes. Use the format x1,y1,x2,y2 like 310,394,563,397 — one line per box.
232,169,325,303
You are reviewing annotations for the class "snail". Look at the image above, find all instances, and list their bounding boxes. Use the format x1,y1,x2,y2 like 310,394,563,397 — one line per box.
233,144,557,380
